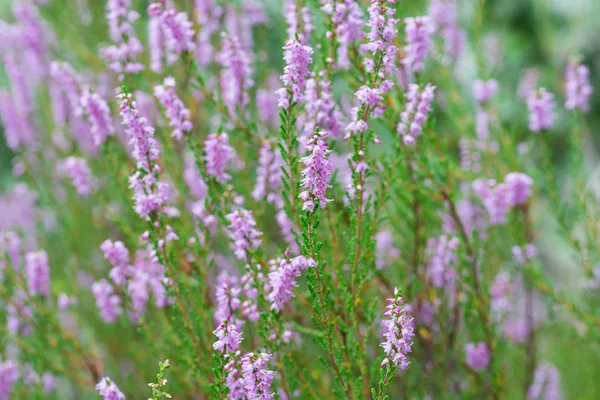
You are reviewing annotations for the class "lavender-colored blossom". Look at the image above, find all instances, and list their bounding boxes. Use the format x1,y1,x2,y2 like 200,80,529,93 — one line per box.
268,255,315,311
25,250,50,297
397,83,436,145
490,272,515,315
275,210,300,253
380,287,415,369
126,248,171,318
0,359,19,400
100,239,130,285
300,73,344,140
92,279,123,323
564,58,593,112
213,317,243,353
42,372,57,394
96,377,125,400
528,363,561,400
253,140,283,204
216,33,254,116
59,157,94,197
0,89,34,151
12,4,50,68
148,17,165,72
284,2,313,43
429,0,465,61
403,16,434,72
518,68,540,101
204,133,236,183
103,0,144,79
277,39,313,108
375,230,401,269
80,91,114,146
154,77,192,140
472,173,533,225
226,362,246,400
148,2,195,55
512,243,537,265
214,271,242,324
183,155,207,199
362,0,398,75
321,0,364,69
256,75,280,126
465,342,490,372
241,352,276,400
226,208,262,260
7,290,33,336
473,79,499,105
299,131,333,212
426,235,459,288
58,293,75,310
527,88,555,132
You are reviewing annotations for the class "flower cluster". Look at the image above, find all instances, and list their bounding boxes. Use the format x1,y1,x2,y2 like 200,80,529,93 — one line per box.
397,83,436,145
465,342,490,372
527,88,555,132
226,208,263,260
25,250,50,297
213,316,243,353
299,131,333,212
564,58,593,112
59,157,95,197
268,254,315,311
216,33,254,116
153,77,192,140
426,235,459,288
403,16,434,72
148,2,195,55
96,377,125,400
103,0,144,79
321,0,364,69
277,39,313,108
363,0,399,75
204,133,236,183
472,172,533,225
240,352,275,400
380,287,415,369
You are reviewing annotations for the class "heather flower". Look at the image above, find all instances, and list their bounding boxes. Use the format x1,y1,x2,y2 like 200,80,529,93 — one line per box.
58,293,75,310
154,77,192,140
528,363,561,400
362,0,399,75
0,231,20,270
204,133,236,183
226,208,262,260
429,0,465,61
214,271,242,323
527,88,555,132
183,155,207,199
213,317,243,353
127,248,171,318
7,290,33,336
277,39,313,108
42,373,57,394
225,362,247,400
100,240,130,285
240,352,276,400
96,377,125,400
92,279,123,323
321,0,364,69
490,272,515,315
148,2,195,55
426,235,459,288
284,2,313,43
148,17,165,72
518,68,540,101
59,157,94,197
80,91,114,146
403,16,434,72
252,140,283,204
397,83,436,145
268,255,315,311
299,131,333,212
380,287,415,369
299,73,345,140
25,250,50,297
103,0,144,79
473,79,499,105
564,58,593,112
0,89,34,151
472,173,533,225
275,210,300,253
512,243,537,265
12,4,49,68
0,359,19,400
256,74,280,126
464,342,490,372
216,33,254,116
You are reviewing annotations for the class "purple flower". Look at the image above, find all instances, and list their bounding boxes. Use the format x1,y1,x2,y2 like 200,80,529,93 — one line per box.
527,88,555,132
0,89,34,151
518,68,540,101
92,279,123,323
226,208,262,260
321,0,364,69
490,272,515,315
375,230,400,269
429,0,465,61
183,155,207,199
241,352,276,400
512,243,537,265
148,2,195,55
42,372,57,394
204,133,236,183
397,83,436,145
464,342,490,372
216,33,254,116
473,79,499,105
154,77,192,140
213,317,243,353
80,91,114,146
0,359,19,400
25,250,50,297
528,363,561,400
299,131,333,212
96,377,125,400
299,73,344,140
57,293,75,310
277,39,313,108
284,2,313,43
426,235,459,288
103,0,144,79
59,157,94,197
268,255,315,311
564,58,593,112
504,172,533,205
362,0,399,75
7,290,33,336
214,271,242,324
380,287,415,369
403,16,434,72
252,140,283,205
472,173,533,225
100,239,130,285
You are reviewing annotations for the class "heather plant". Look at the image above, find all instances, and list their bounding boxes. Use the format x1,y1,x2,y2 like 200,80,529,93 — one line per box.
0,0,599,399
